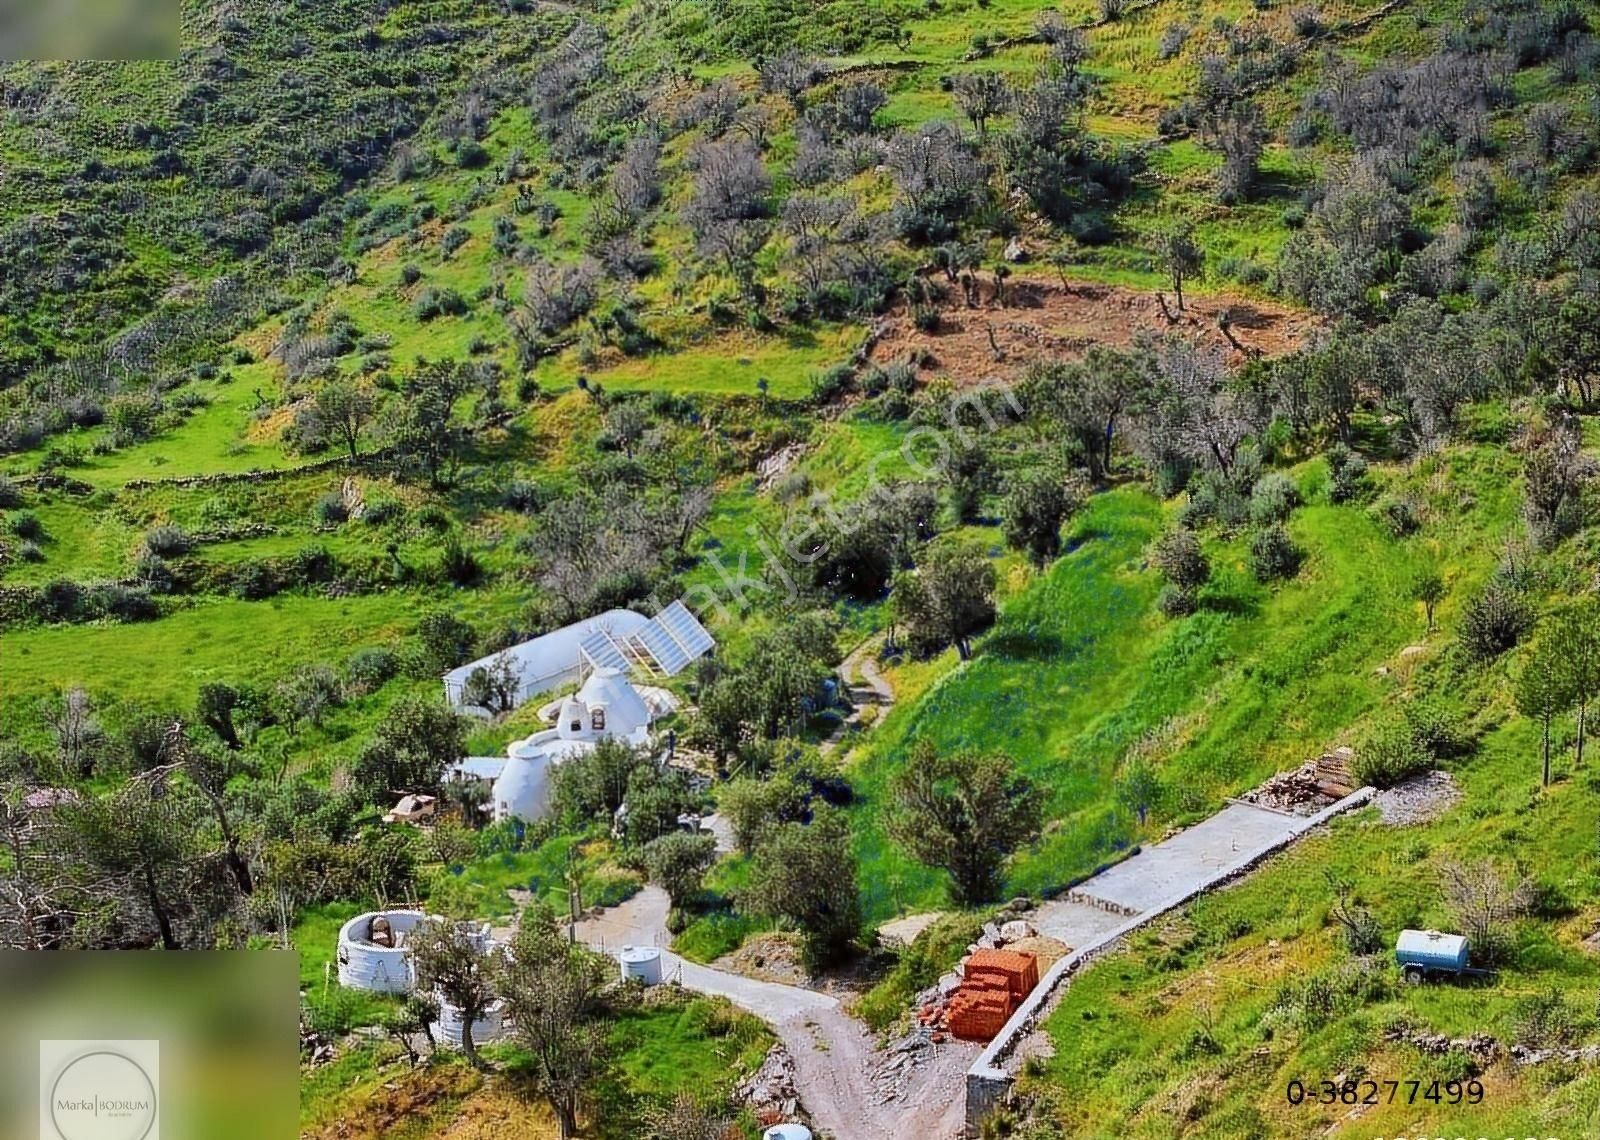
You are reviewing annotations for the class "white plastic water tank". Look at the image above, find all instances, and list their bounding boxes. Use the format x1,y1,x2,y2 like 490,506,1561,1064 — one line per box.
437,996,506,1049
619,944,663,985
762,1126,813,1140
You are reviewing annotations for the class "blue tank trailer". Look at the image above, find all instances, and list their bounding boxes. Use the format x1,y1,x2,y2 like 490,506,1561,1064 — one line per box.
1394,929,1492,983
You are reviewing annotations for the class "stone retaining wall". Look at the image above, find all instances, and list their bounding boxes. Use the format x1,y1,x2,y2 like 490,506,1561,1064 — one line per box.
964,787,1375,1131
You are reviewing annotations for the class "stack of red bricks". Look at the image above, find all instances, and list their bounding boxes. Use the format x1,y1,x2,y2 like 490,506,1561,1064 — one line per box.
941,948,1040,1043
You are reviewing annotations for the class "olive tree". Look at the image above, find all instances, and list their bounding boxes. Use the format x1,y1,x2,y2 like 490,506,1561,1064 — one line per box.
887,740,1044,905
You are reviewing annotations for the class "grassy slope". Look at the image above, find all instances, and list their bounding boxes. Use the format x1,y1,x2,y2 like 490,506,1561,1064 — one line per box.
300,994,773,1139
848,442,1521,923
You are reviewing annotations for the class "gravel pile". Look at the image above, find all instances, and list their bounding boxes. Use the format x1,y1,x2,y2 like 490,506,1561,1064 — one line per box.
1373,770,1460,825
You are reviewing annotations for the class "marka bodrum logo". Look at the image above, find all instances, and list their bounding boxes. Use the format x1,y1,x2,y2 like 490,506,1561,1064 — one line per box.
42,1042,158,1140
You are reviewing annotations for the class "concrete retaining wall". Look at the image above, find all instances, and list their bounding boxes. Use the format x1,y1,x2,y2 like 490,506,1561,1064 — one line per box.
965,787,1374,1130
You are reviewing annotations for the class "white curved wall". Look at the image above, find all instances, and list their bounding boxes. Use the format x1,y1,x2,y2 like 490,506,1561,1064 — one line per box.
336,910,427,993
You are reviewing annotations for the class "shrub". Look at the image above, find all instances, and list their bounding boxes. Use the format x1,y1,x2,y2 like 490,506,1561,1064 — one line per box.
1326,446,1369,504
1150,529,1209,617
0,477,22,509
232,561,282,601
286,545,337,585
1376,496,1423,537
362,499,404,526
1249,473,1300,525
133,552,176,593
1249,525,1303,582
416,610,477,671
1513,989,1577,1049
9,511,46,541
142,524,191,557
413,287,467,321
1460,581,1534,661
501,480,547,513
810,363,855,403
39,579,84,621
439,533,484,587
345,647,401,695
87,583,158,622
400,263,422,285
312,493,349,526
1351,722,1431,788
441,226,470,258
15,540,44,563
1404,701,1471,760
453,139,489,169
1158,584,1198,617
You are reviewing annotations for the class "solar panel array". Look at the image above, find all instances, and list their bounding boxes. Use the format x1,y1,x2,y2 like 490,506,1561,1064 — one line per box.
579,629,632,673
656,601,716,659
634,619,693,676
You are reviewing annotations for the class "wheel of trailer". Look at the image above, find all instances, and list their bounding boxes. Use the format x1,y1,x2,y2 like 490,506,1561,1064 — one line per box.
1403,965,1425,985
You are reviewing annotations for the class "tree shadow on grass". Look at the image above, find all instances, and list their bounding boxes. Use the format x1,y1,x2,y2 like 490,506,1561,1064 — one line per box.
981,629,1065,661
1197,591,1259,618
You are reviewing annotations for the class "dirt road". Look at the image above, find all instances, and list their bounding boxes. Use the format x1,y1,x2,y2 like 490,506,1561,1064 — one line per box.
576,887,974,1139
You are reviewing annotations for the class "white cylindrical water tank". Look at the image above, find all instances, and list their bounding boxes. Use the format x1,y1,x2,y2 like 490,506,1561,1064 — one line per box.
437,996,506,1049
762,1126,813,1140
619,944,663,985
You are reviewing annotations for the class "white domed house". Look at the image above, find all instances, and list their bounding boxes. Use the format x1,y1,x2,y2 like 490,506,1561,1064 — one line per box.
490,668,671,824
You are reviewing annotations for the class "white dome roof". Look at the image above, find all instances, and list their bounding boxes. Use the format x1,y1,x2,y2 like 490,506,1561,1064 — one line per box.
575,668,652,737
494,751,556,822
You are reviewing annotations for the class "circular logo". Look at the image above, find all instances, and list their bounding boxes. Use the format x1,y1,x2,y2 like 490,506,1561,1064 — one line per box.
49,1050,157,1140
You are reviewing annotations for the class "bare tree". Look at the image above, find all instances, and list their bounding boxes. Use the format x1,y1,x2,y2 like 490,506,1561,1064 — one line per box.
521,257,602,336
757,49,823,109
685,138,771,232
1441,860,1531,966
1157,222,1204,311
609,133,663,218
674,78,742,137
39,687,102,780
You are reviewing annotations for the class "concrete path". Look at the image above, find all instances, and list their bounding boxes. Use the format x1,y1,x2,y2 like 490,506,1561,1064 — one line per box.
575,886,976,1140
1026,802,1344,950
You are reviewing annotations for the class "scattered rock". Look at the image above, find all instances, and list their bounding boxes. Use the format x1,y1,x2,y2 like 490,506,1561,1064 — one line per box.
757,443,807,490
715,933,812,987
999,919,1036,942
1383,1024,1499,1066
738,1044,806,1123
1003,237,1029,263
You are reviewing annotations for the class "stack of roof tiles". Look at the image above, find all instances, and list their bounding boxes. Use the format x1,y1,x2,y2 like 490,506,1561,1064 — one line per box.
946,949,1039,1042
